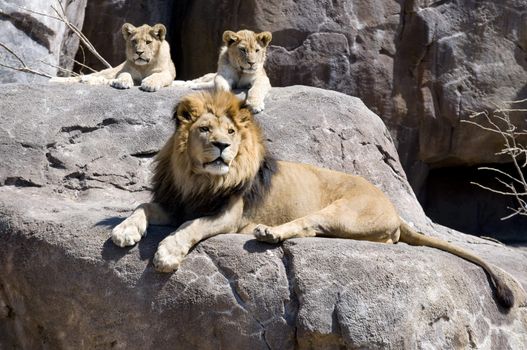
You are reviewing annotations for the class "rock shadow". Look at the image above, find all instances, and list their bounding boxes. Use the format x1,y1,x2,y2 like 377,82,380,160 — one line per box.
242,238,281,253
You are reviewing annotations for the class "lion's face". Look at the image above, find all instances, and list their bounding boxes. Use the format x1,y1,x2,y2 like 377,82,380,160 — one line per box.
223,30,272,74
122,23,166,66
172,91,264,179
187,112,242,176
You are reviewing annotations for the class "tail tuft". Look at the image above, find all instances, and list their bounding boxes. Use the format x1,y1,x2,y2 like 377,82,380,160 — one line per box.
496,280,515,309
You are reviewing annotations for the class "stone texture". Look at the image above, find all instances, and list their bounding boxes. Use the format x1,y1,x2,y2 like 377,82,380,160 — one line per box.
77,0,176,73
0,0,87,83
0,83,526,349
173,0,527,187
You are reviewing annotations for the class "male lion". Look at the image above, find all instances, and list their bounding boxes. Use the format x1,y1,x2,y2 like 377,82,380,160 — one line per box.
50,23,176,92
178,29,272,113
111,91,514,308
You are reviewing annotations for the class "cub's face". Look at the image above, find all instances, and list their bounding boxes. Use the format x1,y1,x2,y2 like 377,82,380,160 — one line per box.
223,30,272,74
187,113,242,176
122,23,166,66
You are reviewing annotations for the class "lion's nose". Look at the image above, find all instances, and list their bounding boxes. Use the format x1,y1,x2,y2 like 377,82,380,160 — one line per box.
248,61,255,67
212,141,230,152
136,50,144,55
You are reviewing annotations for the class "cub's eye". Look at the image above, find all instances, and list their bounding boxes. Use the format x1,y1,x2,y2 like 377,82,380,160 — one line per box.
228,128,235,134
199,126,210,133
146,40,152,44
131,39,138,45
239,47,247,53
256,48,260,53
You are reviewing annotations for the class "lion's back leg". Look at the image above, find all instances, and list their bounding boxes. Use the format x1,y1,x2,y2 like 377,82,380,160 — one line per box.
253,196,401,244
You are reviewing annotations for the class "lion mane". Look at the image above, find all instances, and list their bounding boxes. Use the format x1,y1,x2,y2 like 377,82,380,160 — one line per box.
151,91,276,223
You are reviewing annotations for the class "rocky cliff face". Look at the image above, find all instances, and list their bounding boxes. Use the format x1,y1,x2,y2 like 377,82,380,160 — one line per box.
5,0,522,241
0,84,526,349
0,0,87,82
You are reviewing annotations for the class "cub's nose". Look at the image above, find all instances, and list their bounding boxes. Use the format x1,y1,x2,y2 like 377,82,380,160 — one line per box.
212,141,230,153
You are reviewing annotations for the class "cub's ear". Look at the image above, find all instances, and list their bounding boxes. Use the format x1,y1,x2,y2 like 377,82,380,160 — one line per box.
174,95,204,126
151,24,167,41
223,30,239,46
256,31,272,48
122,23,136,40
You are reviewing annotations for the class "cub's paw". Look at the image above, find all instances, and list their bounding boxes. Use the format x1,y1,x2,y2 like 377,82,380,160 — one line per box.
153,238,185,272
247,101,265,114
140,77,163,92
110,78,133,89
111,219,146,247
253,224,281,243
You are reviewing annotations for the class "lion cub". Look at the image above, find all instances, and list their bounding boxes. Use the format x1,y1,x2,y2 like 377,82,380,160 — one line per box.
50,23,176,92
179,29,272,113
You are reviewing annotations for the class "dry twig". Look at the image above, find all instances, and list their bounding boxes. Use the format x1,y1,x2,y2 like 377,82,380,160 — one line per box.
0,42,52,78
15,0,111,70
464,103,527,219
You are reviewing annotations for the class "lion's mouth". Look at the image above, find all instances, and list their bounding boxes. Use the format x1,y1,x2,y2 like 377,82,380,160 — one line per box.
204,157,228,167
135,57,150,64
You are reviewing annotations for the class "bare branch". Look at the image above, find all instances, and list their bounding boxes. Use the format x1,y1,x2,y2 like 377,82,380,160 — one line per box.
62,55,97,73
0,62,52,78
0,42,53,78
40,60,80,76
15,1,111,70
465,103,527,220
0,42,26,67
49,2,112,69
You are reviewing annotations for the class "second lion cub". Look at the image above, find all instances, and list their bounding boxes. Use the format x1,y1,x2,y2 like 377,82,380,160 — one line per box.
181,29,272,113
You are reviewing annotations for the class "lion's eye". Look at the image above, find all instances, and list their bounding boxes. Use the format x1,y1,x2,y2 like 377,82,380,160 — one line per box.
228,128,235,134
256,48,260,53
199,126,210,133
131,39,137,45
239,47,247,53
146,40,152,44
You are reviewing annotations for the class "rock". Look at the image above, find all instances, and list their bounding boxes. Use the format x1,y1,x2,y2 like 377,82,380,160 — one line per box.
77,0,176,72
0,0,87,83
173,0,527,183
0,83,526,349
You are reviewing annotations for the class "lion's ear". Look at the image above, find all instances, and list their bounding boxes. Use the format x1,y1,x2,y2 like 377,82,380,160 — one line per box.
122,23,136,40
256,31,272,48
223,30,239,46
151,24,167,41
238,107,254,123
174,96,203,126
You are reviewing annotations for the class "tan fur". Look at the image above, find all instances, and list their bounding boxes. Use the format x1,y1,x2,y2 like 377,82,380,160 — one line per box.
112,91,515,308
50,23,176,92
181,29,272,113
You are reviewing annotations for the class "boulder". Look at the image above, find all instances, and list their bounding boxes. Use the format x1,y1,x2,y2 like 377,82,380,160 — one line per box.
0,83,526,349
173,0,527,181
0,0,87,83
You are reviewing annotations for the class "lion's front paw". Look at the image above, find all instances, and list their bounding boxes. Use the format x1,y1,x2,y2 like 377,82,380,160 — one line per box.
247,101,265,114
111,219,146,247
140,77,163,92
111,78,133,89
253,224,281,243
153,238,186,272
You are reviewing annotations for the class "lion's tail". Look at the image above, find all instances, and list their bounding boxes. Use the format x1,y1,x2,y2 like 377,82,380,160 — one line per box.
398,222,514,309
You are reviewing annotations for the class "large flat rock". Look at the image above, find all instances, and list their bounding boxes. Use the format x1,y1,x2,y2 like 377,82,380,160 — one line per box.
0,83,526,349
